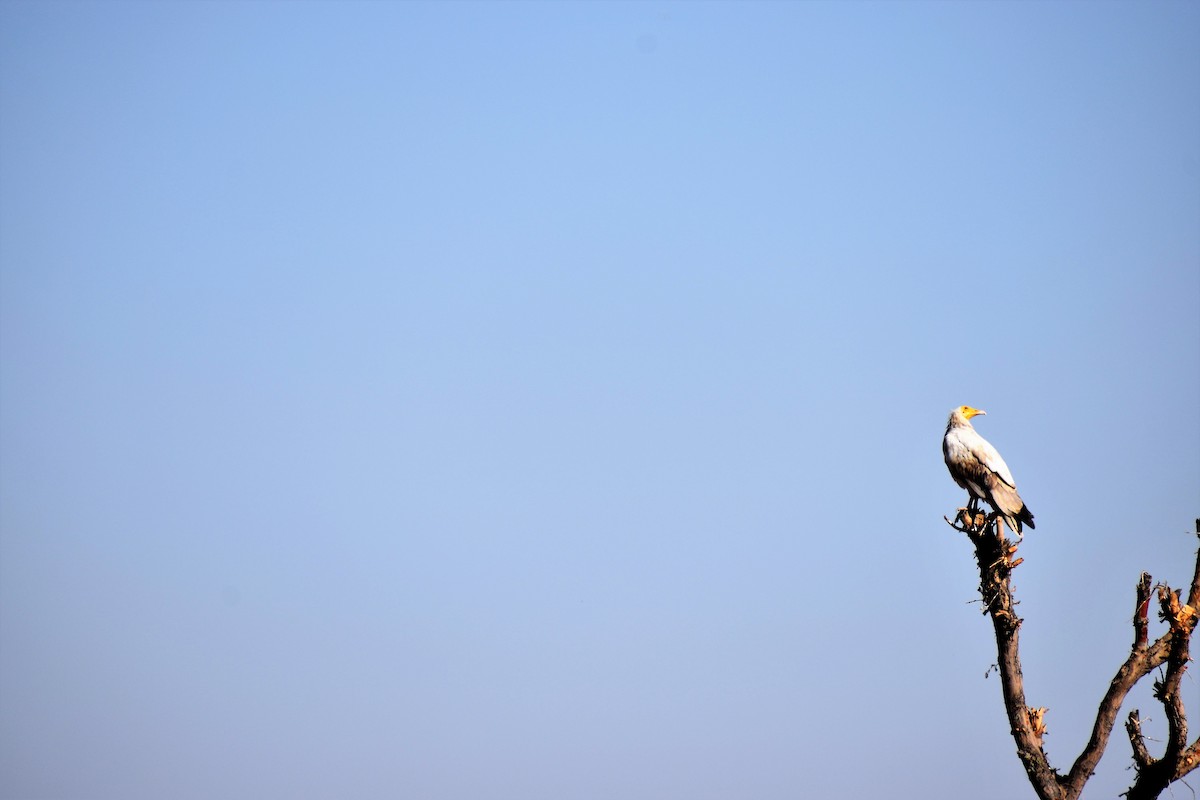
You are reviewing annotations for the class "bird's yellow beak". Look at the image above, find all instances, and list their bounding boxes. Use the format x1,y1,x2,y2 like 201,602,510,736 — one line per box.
967,407,987,419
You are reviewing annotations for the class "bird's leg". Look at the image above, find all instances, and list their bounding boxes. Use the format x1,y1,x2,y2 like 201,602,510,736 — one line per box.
955,497,986,532
968,499,988,530
949,497,994,534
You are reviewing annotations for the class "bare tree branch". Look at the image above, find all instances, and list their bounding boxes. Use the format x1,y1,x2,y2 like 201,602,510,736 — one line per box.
945,514,1200,800
1135,572,1153,651
949,511,1062,799
1190,520,1200,611
1061,575,1174,797
1123,524,1200,800
1126,710,1153,769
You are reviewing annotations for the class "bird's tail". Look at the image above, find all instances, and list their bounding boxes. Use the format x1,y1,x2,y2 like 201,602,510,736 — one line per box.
1017,504,1035,531
989,481,1035,533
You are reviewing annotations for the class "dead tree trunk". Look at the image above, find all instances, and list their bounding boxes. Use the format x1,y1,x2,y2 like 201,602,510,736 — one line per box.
943,512,1200,800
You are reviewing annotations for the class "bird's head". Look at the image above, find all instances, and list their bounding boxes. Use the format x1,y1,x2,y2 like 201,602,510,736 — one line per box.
957,405,986,420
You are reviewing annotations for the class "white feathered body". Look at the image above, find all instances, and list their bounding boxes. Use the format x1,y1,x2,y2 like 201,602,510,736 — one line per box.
943,407,1035,533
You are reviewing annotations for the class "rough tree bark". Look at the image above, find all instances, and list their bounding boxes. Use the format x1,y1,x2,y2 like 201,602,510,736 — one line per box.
943,512,1200,800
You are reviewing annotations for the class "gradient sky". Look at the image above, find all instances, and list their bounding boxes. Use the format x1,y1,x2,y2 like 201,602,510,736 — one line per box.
2,2,1198,799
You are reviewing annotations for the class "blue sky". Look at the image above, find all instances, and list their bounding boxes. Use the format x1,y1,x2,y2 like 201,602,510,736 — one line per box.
1,2,1197,798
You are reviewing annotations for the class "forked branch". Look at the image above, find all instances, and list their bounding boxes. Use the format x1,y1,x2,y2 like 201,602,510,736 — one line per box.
1120,526,1200,800
944,514,1200,800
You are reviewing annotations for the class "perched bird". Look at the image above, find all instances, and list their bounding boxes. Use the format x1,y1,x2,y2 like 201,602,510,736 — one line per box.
943,406,1035,534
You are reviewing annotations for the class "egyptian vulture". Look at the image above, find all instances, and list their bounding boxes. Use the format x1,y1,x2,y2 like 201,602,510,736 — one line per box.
943,406,1035,534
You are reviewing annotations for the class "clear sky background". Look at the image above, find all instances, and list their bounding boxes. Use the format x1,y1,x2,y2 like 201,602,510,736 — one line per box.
1,2,1198,799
